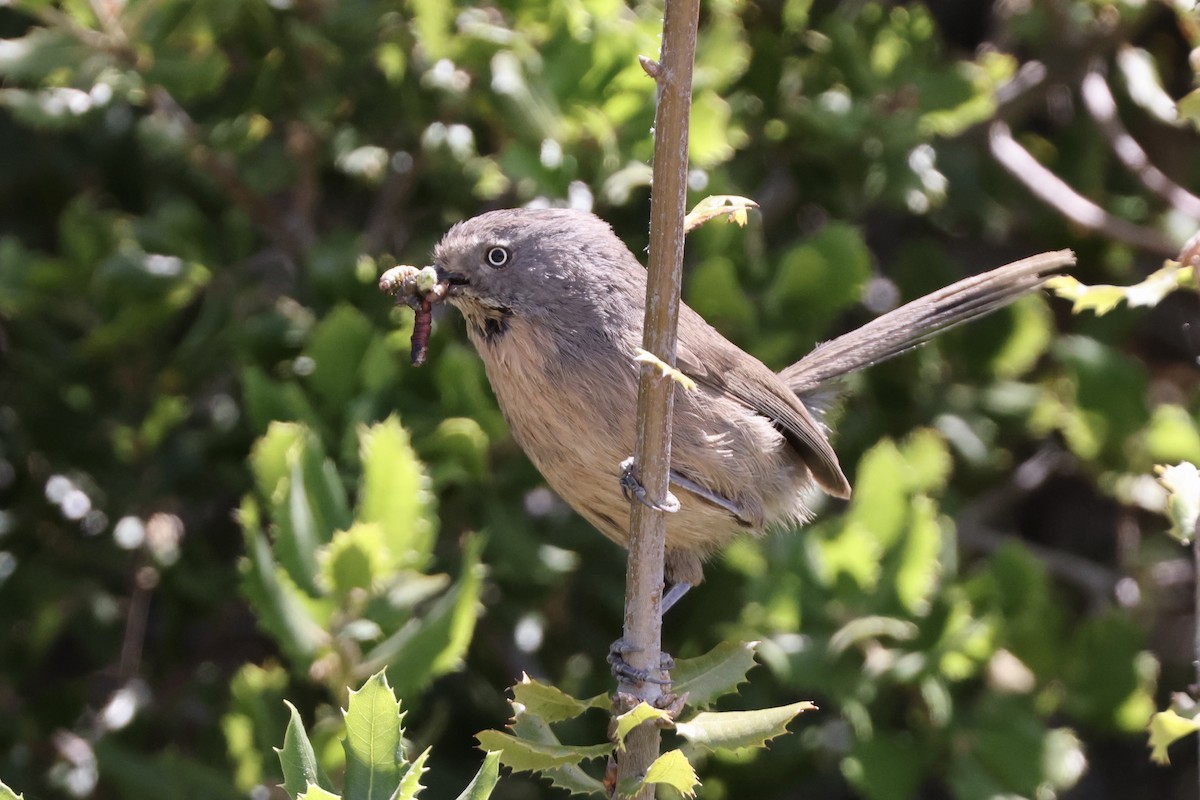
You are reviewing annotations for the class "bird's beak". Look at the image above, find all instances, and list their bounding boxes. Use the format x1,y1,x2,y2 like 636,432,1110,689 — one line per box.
435,265,470,296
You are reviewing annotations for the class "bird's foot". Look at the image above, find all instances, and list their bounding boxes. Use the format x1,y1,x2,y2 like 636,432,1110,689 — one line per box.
608,637,674,686
618,457,680,513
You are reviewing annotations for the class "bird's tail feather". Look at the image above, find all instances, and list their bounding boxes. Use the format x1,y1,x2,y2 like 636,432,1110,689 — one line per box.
779,249,1075,397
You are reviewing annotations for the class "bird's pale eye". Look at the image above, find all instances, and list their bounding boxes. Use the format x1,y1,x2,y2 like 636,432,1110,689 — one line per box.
485,246,511,269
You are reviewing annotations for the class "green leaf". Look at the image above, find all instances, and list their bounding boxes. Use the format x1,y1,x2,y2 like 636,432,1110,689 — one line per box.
613,703,672,751
238,500,325,667
359,417,437,570
674,702,816,754
841,734,927,800
299,787,342,800
277,701,333,799
509,714,608,795
453,752,501,800
1148,708,1200,765
304,304,375,412
361,536,484,698
1157,462,1200,544
342,672,405,800
393,746,430,800
511,675,605,723
829,616,918,656
474,730,612,772
670,641,759,708
640,749,699,798
0,778,24,800
893,496,943,615
684,195,759,233
321,524,389,595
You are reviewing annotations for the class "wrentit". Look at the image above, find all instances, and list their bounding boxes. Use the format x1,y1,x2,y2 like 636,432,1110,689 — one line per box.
388,208,1073,608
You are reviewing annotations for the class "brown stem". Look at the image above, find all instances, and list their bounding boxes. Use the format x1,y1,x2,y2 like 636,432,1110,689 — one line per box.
615,0,699,795
1080,70,1200,221
987,121,1177,256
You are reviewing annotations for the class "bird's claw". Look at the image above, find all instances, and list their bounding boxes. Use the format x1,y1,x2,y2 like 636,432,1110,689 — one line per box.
618,457,680,513
608,638,673,686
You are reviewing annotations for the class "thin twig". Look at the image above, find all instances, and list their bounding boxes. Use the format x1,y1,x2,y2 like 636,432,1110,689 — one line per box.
988,121,1177,256
615,0,700,795
1080,69,1200,221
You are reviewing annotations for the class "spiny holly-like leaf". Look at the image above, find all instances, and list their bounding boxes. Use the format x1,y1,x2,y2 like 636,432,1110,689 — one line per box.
511,675,606,723
342,672,404,800
640,750,699,798
298,787,341,800
453,751,501,800
1156,462,1200,543
684,195,759,233
613,703,672,751
474,730,612,773
1046,265,1195,317
0,778,24,800
1148,708,1200,764
277,701,333,798
670,641,759,708
510,712,607,796
359,416,436,571
674,702,816,754
394,746,431,800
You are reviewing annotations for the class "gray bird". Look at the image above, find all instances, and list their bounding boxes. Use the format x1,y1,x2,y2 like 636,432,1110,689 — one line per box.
421,207,1073,609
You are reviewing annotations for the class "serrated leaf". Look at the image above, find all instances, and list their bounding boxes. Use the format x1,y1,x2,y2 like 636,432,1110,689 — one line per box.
674,702,815,754
640,749,699,798
474,730,612,772
510,713,607,795
321,524,389,595
278,701,333,798
392,746,430,800
512,675,605,723
238,501,325,666
453,752,501,800
0,778,24,800
1148,709,1198,765
613,703,672,751
359,416,436,570
1156,462,1200,543
684,195,759,233
343,672,404,800
360,536,484,698
670,641,759,708
298,787,342,800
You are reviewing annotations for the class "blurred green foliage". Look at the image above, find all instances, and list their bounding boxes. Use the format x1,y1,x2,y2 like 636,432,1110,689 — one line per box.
1,0,1198,797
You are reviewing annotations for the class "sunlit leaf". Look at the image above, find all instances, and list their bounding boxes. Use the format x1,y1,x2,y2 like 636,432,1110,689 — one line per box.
342,672,404,800
683,195,759,233
298,787,341,800
640,749,699,798
509,713,607,795
674,702,815,754
613,703,672,751
511,676,605,724
394,746,430,800
453,752,501,800
473,730,612,772
0,778,24,800
1148,708,1200,764
359,416,437,570
670,641,759,708
277,701,333,799
1155,462,1200,543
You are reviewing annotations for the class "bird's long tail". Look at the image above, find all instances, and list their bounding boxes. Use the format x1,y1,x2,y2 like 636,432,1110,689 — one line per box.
779,249,1076,396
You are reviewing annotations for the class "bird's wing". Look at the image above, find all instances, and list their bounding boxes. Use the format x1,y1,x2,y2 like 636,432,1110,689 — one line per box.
675,309,851,499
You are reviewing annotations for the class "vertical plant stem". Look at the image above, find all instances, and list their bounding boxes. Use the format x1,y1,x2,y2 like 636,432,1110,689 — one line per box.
615,0,700,796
